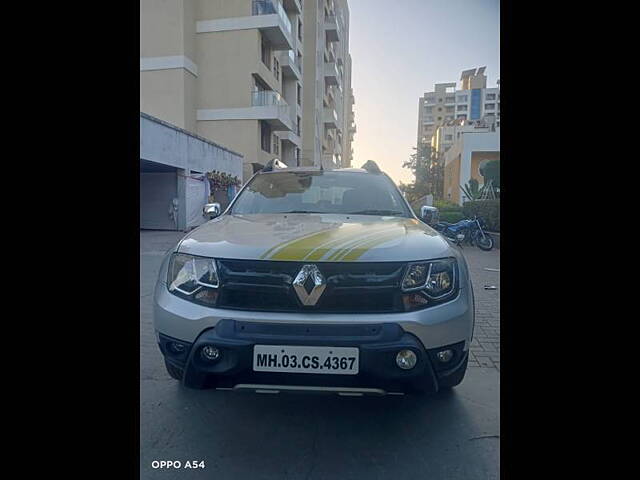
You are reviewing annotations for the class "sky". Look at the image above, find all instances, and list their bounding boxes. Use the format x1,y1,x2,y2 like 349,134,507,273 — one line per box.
347,0,500,185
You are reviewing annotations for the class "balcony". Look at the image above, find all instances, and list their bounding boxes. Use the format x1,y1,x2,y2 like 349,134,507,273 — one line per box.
252,0,293,49
196,90,293,131
324,62,340,86
323,107,338,129
325,42,336,63
279,130,302,148
280,49,302,80
197,1,293,51
283,0,302,14
325,15,341,42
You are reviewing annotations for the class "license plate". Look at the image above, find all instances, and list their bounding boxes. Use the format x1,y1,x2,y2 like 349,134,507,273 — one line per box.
253,345,359,375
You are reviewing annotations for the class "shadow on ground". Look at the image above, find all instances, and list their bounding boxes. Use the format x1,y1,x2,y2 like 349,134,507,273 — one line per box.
140,368,499,480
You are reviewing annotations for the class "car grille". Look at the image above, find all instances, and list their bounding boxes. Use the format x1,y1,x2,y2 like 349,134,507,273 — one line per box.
216,259,407,313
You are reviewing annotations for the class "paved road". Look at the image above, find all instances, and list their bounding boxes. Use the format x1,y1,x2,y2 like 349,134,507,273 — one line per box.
140,230,500,480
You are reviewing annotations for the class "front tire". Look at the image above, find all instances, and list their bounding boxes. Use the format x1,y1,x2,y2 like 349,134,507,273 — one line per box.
476,232,494,251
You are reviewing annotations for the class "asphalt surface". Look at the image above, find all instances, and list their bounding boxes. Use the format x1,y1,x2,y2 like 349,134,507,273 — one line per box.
140,230,500,480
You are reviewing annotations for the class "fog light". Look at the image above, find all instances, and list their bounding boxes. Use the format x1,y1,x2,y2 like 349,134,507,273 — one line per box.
396,349,417,370
437,349,454,363
201,345,220,361
168,342,185,354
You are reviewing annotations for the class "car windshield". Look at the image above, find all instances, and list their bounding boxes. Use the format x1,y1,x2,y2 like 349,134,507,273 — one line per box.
231,171,411,217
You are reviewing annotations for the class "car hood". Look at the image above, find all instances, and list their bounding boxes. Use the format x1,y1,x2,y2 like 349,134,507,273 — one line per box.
177,213,454,262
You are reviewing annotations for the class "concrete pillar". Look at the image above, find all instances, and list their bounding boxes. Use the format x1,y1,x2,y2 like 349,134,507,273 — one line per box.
177,168,190,231
459,148,472,206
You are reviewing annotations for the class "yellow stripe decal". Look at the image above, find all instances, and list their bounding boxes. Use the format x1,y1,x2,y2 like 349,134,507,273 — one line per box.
260,220,413,262
327,230,400,262
267,226,359,261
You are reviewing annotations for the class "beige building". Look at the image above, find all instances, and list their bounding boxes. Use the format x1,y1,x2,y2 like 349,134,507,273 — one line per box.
442,121,500,205
417,67,500,152
141,0,355,182
141,0,305,182
344,61,356,167
300,0,355,169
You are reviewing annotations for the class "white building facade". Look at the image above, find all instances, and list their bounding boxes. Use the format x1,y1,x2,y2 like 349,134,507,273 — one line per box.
417,67,500,151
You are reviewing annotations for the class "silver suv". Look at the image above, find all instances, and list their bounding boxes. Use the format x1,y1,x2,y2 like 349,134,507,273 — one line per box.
153,162,474,395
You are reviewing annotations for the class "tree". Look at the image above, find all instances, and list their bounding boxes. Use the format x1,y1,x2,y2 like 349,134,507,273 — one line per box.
479,159,500,189
402,142,445,204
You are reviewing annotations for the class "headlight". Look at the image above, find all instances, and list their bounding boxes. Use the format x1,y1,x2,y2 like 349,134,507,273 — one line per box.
401,258,458,310
167,253,219,305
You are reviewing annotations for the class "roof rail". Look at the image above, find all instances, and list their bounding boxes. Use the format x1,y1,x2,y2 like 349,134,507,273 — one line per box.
361,160,382,174
261,158,288,172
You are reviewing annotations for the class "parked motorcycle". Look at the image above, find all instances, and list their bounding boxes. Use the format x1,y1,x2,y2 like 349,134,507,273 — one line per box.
433,215,494,251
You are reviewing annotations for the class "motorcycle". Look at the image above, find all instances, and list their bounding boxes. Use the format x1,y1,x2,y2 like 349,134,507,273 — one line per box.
433,215,494,251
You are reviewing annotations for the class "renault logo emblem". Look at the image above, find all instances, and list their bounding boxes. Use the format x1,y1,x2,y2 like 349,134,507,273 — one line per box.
293,265,326,306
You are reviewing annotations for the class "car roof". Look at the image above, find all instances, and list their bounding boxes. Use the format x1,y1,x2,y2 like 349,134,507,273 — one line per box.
258,167,369,174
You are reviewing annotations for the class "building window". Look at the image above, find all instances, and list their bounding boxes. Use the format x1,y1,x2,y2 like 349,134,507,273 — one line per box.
425,96,435,104
486,93,496,100
260,121,272,153
272,134,280,155
425,106,433,113
298,19,303,41
273,58,280,80
445,106,454,113
445,115,454,121
445,96,455,103
437,107,442,112
438,98,443,103
296,147,300,166
470,89,482,120
297,83,302,106
297,115,301,136
445,134,453,141
457,105,468,111
485,103,495,110
457,95,468,102
456,114,467,120
437,117,442,121
261,36,271,68
424,116,434,122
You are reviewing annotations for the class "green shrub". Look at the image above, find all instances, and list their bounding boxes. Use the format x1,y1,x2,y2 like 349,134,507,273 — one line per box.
434,200,463,212
462,200,500,231
439,211,465,223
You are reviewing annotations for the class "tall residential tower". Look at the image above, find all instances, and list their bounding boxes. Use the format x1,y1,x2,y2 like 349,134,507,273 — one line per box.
141,0,355,182
300,0,354,169
417,67,500,153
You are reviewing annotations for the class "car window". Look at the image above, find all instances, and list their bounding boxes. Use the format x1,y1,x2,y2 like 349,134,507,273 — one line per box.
231,171,411,217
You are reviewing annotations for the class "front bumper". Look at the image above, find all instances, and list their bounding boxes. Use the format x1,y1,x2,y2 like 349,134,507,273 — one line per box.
159,320,468,394
153,278,474,352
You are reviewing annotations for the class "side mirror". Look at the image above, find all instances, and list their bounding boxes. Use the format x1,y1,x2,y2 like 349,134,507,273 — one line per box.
420,206,439,225
203,203,221,219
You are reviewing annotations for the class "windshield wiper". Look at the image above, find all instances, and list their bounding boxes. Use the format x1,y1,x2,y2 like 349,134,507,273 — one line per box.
347,210,405,216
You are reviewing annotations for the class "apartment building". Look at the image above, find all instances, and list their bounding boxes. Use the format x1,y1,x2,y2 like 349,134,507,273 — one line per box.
432,115,499,156
344,57,356,168
300,0,354,169
417,67,500,151
140,0,305,182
